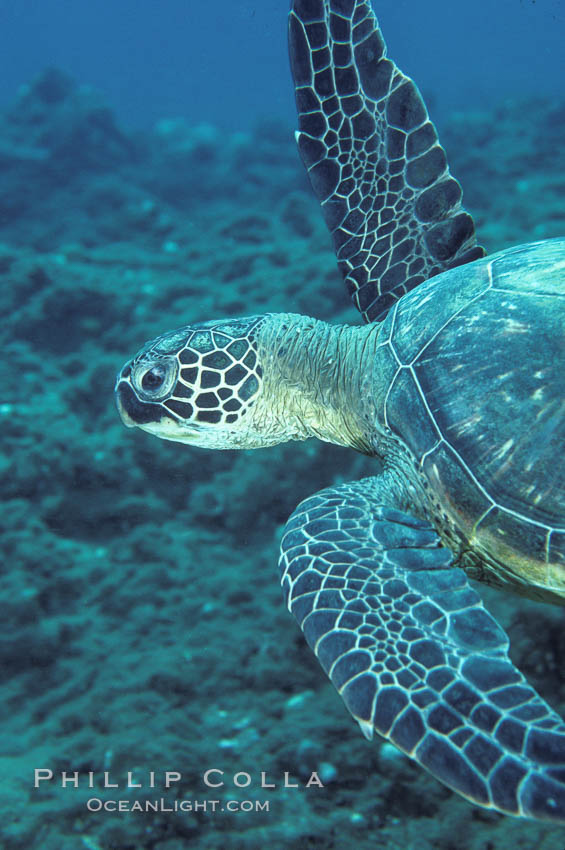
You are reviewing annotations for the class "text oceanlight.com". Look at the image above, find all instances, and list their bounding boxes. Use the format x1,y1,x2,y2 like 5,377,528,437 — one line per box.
86,798,270,813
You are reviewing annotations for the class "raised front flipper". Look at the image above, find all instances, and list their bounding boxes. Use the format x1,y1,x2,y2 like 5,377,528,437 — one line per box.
279,476,565,822
289,0,484,322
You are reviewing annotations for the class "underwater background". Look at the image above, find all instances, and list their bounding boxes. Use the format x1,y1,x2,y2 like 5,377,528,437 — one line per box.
1,1,565,848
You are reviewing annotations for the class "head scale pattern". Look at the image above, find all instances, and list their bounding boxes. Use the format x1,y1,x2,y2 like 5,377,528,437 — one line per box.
120,317,264,427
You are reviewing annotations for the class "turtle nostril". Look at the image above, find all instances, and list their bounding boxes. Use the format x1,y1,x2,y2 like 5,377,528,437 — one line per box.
141,364,167,391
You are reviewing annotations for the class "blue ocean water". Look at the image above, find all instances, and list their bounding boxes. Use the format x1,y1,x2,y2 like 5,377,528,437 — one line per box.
1,1,565,849
1,0,564,130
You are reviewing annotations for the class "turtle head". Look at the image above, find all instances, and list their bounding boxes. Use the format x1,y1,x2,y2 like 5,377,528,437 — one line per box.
115,316,270,450
116,312,375,453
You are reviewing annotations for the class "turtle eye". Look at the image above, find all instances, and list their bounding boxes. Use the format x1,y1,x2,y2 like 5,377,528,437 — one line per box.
132,359,177,400
141,364,167,392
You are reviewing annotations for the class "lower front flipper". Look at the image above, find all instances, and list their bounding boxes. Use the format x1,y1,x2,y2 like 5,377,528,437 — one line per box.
279,476,565,822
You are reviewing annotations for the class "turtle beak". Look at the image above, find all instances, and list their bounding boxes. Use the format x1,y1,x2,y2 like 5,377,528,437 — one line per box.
115,364,137,426
115,380,166,428
115,381,139,427
115,378,196,444
115,385,136,427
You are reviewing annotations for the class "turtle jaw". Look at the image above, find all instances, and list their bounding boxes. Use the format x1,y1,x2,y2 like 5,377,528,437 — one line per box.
136,419,204,445
115,378,230,447
115,379,194,439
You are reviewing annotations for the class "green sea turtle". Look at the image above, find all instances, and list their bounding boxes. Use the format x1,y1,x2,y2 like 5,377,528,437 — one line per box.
115,0,565,822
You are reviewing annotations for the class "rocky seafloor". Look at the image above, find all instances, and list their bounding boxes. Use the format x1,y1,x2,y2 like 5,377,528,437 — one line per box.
1,67,565,850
